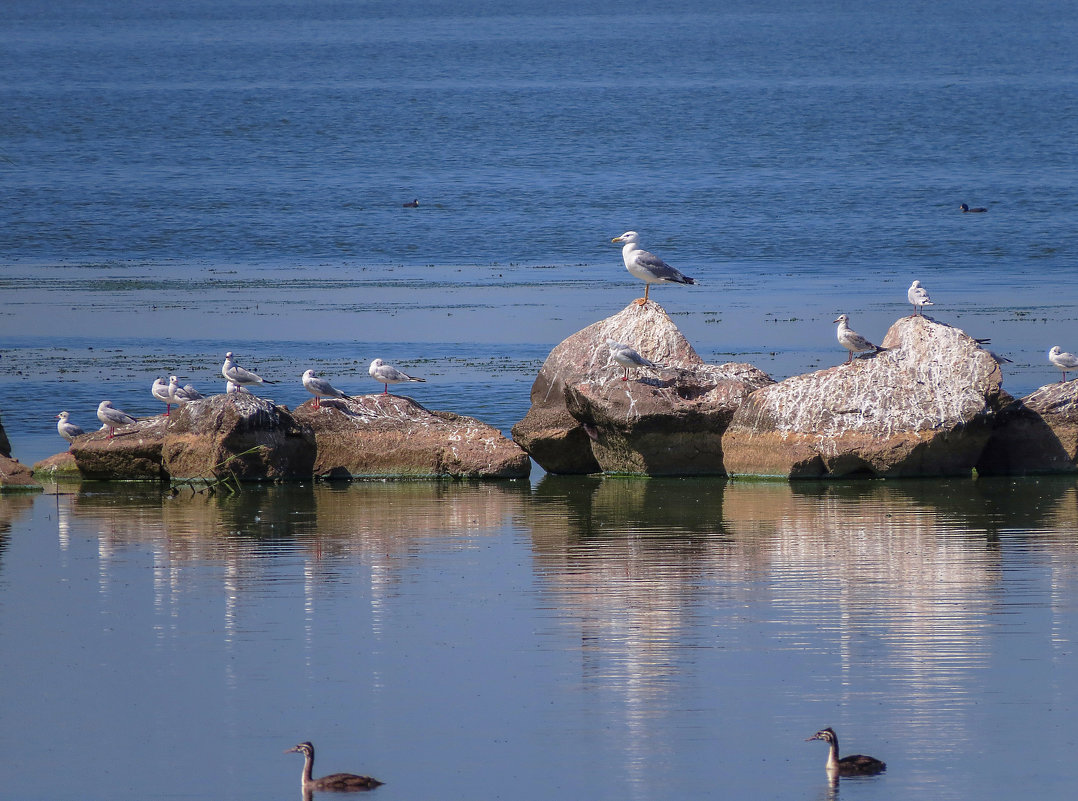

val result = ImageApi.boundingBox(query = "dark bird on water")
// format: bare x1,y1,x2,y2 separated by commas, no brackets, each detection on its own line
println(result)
960,203,987,213
806,727,886,776
402,199,419,208
286,741,383,792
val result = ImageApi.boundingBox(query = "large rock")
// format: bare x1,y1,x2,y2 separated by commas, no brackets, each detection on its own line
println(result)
162,394,315,481
71,416,170,480
0,412,10,457
512,302,721,474
977,382,1078,475
1,454,41,491
722,315,1007,478
293,395,530,479
32,451,81,481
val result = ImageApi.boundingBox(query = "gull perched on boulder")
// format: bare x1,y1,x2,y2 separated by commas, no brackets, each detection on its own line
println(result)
369,358,426,395
302,369,354,408
56,411,85,449
97,400,137,439
222,351,276,390
907,280,934,315
611,231,696,306
1048,346,1078,382
151,377,173,415
168,376,203,407
606,339,664,381
834,314,885,364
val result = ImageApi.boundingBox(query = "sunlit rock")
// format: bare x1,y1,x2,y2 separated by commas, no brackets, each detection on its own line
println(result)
161,394,314,481
723,315,1006,478
71,416,170,480
0,454,41,491
293,395,530,479
977,381,1078,475
32,451,81,481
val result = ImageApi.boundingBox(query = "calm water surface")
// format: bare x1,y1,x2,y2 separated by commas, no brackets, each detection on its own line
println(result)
2,478,1078,800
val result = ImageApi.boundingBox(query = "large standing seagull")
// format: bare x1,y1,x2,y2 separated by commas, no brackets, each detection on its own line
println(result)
611,231,696,305
56,411,85,449
222,351,276,390
302,369,353,408
97,401,137,439
369,358,426,395
1048,346,1078,382
834,314,885,364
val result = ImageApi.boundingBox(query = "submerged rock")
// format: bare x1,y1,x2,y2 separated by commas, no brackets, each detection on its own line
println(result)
512,301,772,475
293,395,530,479
977,382,1078,475
723,315,1006,478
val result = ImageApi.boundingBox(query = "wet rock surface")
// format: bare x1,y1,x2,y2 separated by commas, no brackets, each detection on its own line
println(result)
977,381,1078,475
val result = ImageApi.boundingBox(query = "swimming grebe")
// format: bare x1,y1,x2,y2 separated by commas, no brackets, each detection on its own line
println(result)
286,741,383,791
806,727,886,776
960,203,987,213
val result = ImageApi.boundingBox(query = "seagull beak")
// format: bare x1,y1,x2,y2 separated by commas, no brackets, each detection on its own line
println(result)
611,236,623,243
833,317,841,323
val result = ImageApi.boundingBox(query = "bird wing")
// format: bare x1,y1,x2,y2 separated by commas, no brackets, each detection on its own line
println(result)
633,250,692,282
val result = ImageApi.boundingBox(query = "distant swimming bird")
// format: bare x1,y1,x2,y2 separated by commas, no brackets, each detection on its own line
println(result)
222,351,276,389
611,231,696,306
403,199,419,208
606,339,664,381
1048,346,1078,381
807,728,886,776
97,400,137,439
960,203,988,213
834,314,885,364
56,411,85,449
368,358,426,395
168,376,203,406
226,380,252,395
151,377,172,415
286,741,383,792
302,369,353,408
907,280,934,315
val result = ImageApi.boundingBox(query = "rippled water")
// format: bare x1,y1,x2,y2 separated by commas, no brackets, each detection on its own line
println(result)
3,478,1078,800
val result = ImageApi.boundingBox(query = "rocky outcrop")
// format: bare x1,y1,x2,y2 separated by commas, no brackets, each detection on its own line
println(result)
0,412,10,458
512,302,772,475
293,395,530,479
722,315,1007,478
32,451,81,480
162,394,314,481
977,382,1078,475
0,454,41,491
71,416,170,480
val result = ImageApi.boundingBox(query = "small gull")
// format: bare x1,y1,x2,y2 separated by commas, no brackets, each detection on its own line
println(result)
834,314,885,364
56,411,85,449
151,377,172,415
302,369,353,408
369,358,426,395
607,339,664,381
227,380,252,395
222,351,276,389
960,203,988,213
611,231,696,306
97,400,137,439
1048,346,1078,382
168,376,204,406
907,280,934,315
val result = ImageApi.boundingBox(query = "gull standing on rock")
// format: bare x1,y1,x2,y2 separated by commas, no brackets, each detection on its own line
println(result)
606,339,664,381
97,400,137,439
1048,346,1078,381
152,377,172,415
907,280,934,315
611,231,696,306
222,351,276,390
369,358,426,395
302,369,353,408
227,380,252,395
834,314,885,364
56,411,85,449
168,376,203,407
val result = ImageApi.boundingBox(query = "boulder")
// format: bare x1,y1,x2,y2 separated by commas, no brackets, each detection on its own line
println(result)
722,315,1007,478
32,451,81,480
977,382,1078,475
565,362,774,475
0,454,41,491
0,412,10,457
512,301,720,474
71,416,170,480
293,395,530,479
161,394,314,481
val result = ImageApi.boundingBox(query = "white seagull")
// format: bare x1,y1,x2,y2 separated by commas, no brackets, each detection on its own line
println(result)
168,376,204,406
835,314,885,364
611,231,696,306
606,339,664,381
907,280,934,315
56,411,85,449
369,358,426,395
302,369,353,408
97,400,137,439
151,377,172,415
1048,346,1078,382
226,380,252,395
222,351,276,389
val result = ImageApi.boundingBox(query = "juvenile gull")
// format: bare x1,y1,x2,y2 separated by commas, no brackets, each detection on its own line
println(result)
606,339,664,381
151,377,172,415
168,376,203,406
907,280,934,315
302,369,353,408
222,351,276,389
369,358,426,395
97,400,137,439
611,231,696,305
1048,346,1078,381
56,411,85,449
834,314,884,364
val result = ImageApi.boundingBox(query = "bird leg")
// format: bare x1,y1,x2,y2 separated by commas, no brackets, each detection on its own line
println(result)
634,285,651,306
383,384,389,395
313,397,320,409
846,352,853,364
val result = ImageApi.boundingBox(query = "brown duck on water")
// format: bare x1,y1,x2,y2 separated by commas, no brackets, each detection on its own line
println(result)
806,727,886,776
286,742,383,791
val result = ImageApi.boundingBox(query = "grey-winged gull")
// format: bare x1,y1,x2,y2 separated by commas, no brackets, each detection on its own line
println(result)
606,339,664,381
97,400,137,439
907,280,934,315
1049,346,1078,381
834,314,885,364
611,231,696,305
222,351,276,390
168,376,203,406
302,369,353,408
151,377,172,415
369,358,426,395
56,411,85,449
